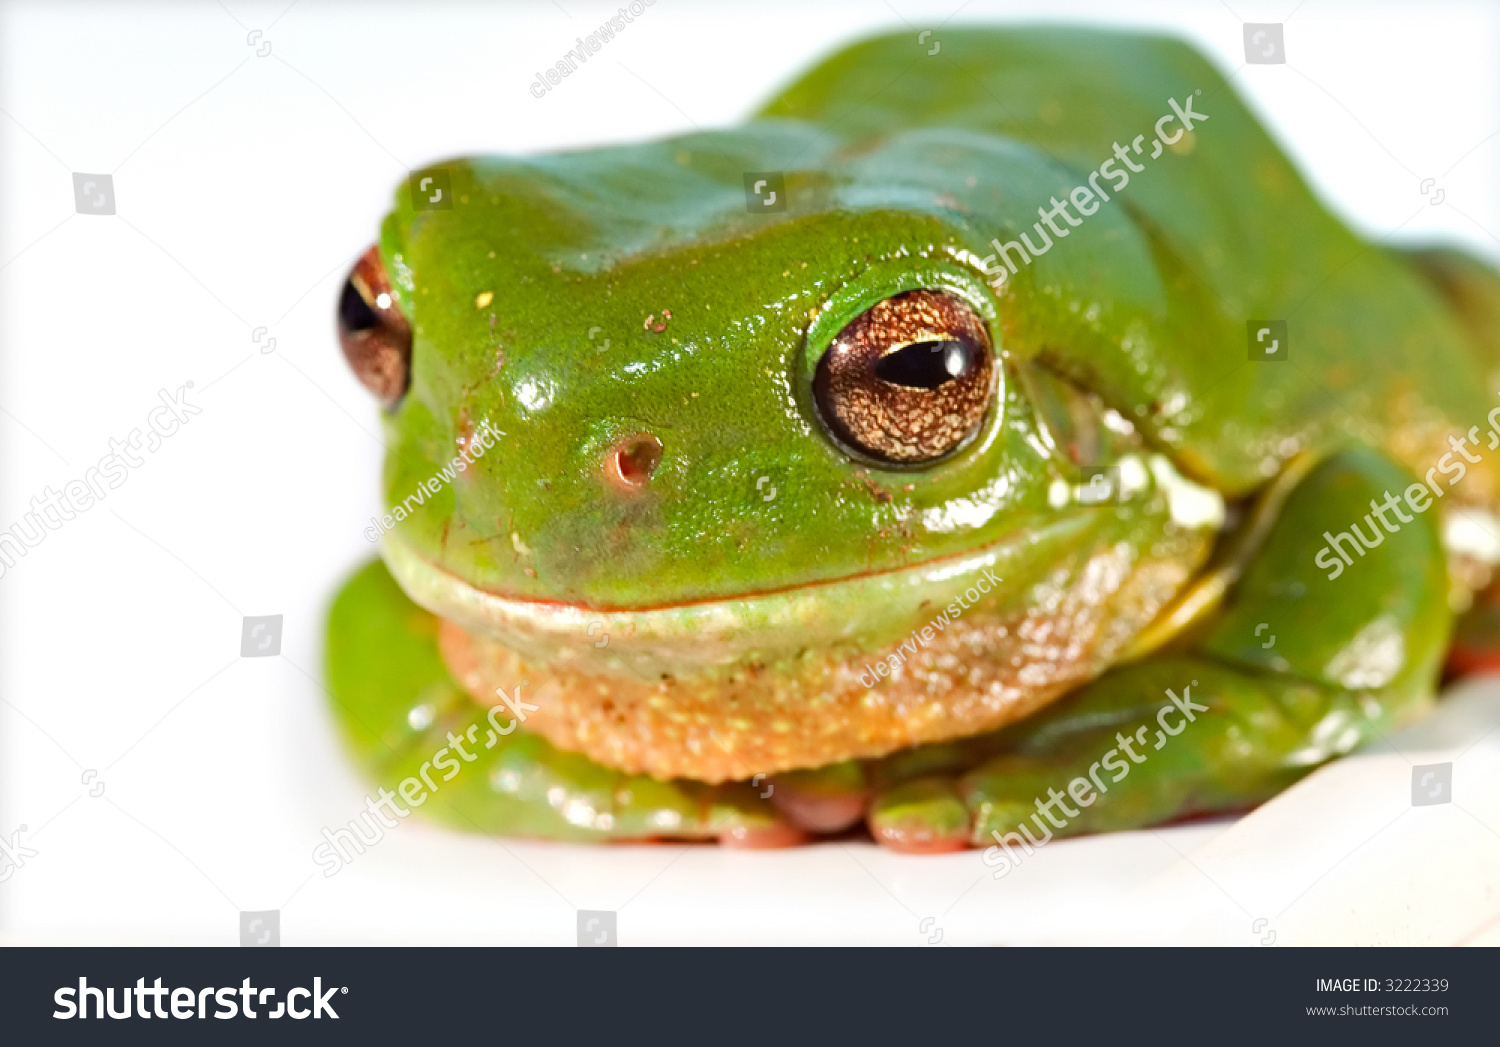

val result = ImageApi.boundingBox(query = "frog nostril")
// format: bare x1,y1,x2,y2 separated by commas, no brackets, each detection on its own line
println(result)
607,433,663,488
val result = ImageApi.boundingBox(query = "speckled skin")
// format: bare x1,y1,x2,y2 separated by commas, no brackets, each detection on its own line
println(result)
435,528,1203,781
325,28,1500,849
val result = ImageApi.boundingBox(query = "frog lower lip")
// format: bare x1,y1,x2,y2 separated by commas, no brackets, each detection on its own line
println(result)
379,515,1101,674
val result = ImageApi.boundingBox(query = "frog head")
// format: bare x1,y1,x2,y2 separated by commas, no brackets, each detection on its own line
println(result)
337,123,1220,679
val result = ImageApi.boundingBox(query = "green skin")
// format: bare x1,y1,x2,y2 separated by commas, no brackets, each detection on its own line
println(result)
325,29,1500,851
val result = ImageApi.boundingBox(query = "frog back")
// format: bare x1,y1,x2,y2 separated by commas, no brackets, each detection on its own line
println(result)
761,28,1500,499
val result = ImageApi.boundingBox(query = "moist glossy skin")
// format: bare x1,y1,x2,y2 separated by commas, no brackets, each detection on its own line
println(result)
326,28,1500,851
379,137,1090,610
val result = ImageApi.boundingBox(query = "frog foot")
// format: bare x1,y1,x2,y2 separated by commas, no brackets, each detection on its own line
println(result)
327,557,808,847
861,447,1454,852
1446,574,1500,678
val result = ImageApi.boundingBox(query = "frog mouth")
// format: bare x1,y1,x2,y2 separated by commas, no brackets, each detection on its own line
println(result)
379,451,1226,680
379,516,1103,678
384,506,1215,780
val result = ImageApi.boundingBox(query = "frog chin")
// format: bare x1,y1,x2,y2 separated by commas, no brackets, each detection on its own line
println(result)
393,500,1216,780
379,497,1197,682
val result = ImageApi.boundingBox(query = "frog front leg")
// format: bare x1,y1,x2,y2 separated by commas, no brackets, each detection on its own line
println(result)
324,559,804,848
868,447,1452,853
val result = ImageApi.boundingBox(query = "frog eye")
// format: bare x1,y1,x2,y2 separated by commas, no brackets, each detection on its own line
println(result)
337,245,412,407
812,289,995,465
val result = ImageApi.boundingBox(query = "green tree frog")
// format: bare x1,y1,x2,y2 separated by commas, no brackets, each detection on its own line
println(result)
325,28,1500,852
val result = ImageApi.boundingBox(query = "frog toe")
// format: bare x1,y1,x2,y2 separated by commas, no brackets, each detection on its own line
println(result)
699,782,801,846
868,777,971,853
767,760,868,833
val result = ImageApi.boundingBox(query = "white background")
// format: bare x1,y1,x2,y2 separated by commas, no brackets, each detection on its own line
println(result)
1,0,1498,945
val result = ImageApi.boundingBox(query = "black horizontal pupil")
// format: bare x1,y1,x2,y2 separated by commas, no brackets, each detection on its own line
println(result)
875,339,974,390
339,278,380,333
